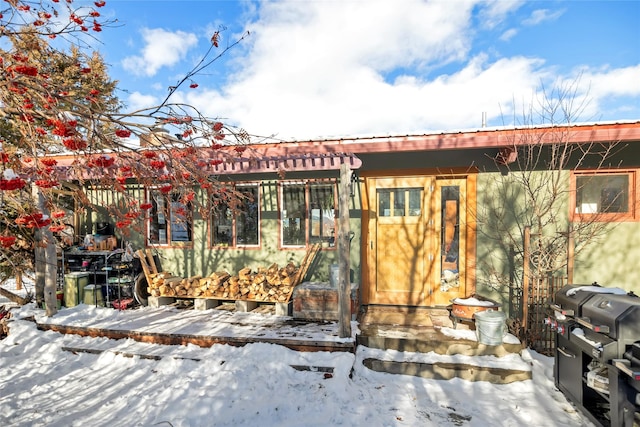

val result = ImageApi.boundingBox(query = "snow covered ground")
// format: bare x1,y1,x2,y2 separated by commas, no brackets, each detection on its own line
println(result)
0,278,594,427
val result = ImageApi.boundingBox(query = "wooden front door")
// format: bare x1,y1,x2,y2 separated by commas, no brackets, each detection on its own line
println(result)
366,176,471,307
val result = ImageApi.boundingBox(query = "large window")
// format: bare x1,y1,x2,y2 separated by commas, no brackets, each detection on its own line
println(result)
281,182,336,247
211,184,260,247
572,170,638,221
147,189,193,246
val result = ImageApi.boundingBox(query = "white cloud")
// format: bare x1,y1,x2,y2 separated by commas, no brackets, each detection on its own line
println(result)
126,91,159,114
500,28,518,42
122,28,199,77
478,0,525,30
523,8,565,26
125,1,639,140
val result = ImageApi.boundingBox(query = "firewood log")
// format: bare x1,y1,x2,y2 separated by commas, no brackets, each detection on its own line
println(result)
238,267,252,281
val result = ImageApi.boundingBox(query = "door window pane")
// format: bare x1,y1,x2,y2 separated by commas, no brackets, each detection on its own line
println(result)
378,188,422,217
440,185,460,291
378,190,392,217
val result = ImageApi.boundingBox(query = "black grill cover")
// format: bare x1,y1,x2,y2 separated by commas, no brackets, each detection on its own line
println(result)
581,293,640,341
553,284,600,316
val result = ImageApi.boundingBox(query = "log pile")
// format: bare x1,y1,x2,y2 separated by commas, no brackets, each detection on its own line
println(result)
144,244,320,304
148,262,300,302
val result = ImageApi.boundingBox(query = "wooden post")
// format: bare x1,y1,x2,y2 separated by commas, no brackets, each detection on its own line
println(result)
567,225,574,284
522,226,531,339
338,164,352,338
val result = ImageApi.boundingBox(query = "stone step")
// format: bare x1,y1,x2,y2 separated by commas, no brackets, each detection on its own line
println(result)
361,357,531,384
357,324,522,357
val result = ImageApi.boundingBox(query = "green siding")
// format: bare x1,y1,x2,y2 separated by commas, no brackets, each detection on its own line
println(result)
82,180,362,286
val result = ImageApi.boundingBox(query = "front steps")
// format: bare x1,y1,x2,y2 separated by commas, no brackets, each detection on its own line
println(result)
356,306,530,383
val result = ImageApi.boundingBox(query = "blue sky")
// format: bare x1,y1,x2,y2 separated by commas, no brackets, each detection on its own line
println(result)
82,0,639,140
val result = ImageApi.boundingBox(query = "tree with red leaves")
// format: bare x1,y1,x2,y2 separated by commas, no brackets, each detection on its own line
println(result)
0,0,252,315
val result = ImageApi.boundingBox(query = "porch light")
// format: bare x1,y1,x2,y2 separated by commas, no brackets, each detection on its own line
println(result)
350,171,359,197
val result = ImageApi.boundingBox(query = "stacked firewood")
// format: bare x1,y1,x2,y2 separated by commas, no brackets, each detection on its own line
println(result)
147,262,300,303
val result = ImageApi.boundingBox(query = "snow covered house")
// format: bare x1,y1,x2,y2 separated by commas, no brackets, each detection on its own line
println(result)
65,121,640,324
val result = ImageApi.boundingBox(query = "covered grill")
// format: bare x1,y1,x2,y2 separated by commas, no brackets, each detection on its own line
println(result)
549,284,640,427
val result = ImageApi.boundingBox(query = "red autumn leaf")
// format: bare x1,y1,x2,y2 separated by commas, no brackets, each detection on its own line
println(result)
34,179,59,188
89,155,115,168
149,160,166,169
0,236,16,248
0,178,26,191
115,129,131,138
13,65,38,76
62,138,87,151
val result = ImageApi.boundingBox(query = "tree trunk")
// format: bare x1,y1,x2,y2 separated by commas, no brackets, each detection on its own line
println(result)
35,245,45,307
34,187,58,316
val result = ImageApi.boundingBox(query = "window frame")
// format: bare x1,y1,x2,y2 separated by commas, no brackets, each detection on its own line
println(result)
570,169,639,222
209,182,261,248
146,187,194,247
279,180,337,249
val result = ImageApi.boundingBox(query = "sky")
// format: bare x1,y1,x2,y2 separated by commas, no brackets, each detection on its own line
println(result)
0,278,596,427
76,1,640,140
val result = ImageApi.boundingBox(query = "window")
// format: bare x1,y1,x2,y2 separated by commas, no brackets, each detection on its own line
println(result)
147,189,193,246
211,184,260,247
572,170,638,221
377,188,422,217
281,182,336,247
